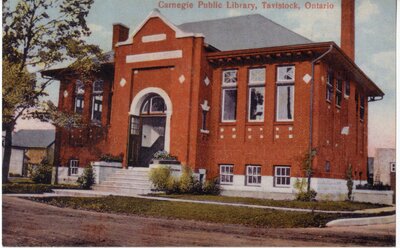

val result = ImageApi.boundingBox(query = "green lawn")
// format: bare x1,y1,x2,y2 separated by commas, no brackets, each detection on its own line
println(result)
30,196,391,228
149,194,389,211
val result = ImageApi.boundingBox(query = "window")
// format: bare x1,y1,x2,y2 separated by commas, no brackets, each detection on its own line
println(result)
360,95,365,121
355,90,359,113
220,165,234,184
335,79,343,107
325,161,331,172
91,80,103,122
276,66,295,122
200,100,210,133
248,68,265,121
246,165,261,185
390,162,396,173
274,166,291,187
69,160,79,175
344,81,350,97
74,80,85,114
141,95,166,114
221,70,238,122
326,72,334,102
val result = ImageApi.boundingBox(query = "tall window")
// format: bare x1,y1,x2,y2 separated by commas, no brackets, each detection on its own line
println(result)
248,68,265,121
344,80,350,97
246,165,261,185
276,66,295,121
274,166,291,187
69,160,79,175
91,80,103,122
335,79,343,107
360,95,365,121
220,164,234,184
326,72,334,102
74,80,84,114
221,70,237,122
390,162,396,173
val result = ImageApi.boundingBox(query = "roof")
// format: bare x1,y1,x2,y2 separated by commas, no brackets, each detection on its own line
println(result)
206,42,384,97
178,14,312,51
11,129,55,148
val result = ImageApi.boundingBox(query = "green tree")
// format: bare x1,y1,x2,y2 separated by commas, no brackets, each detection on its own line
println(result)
2,0,104,182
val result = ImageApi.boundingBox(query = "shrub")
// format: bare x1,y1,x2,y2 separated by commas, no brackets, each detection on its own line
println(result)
202,179,221,195
294,178,317,201
149,167,172,191
30,159,53,184
99,153,123,162
166,177,180,194
179,167,195,193
356,183,391,191
153,150,177,160
346,165,354,201
77,165,95,189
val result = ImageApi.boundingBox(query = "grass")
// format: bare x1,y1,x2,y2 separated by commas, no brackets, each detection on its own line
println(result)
2,183,82,194
148,194,389,211
29,196,393,228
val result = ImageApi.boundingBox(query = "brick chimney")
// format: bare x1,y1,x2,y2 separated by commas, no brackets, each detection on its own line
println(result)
341,0,355,60
112,23,129,49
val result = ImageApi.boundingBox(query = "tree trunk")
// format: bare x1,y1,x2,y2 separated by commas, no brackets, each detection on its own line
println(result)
2,125,13,183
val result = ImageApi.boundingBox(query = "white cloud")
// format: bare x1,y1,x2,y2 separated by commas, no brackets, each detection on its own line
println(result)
88,23,112,36
284,8,340,43
356,0,380,23
359,50,395,90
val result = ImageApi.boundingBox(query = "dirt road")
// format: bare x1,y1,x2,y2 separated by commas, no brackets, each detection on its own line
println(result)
2,195,395,246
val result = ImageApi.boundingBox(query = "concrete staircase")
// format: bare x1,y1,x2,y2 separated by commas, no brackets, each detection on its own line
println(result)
92,167,153,195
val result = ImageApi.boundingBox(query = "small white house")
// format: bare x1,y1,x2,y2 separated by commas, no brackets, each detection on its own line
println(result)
373,148,395,186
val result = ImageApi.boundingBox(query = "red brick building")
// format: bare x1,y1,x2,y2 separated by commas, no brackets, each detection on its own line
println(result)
45,0,383,199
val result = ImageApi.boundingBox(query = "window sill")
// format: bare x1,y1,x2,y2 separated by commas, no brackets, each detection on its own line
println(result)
344,95,349,99
219,122,236,126
273,185,291,188
335,105,341,109
245,184,261,187
200,129,210,134
220,183,233,185
245,122,264,126
273,121,294,125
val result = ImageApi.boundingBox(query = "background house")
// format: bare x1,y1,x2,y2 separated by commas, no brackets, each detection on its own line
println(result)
2,129,55,177
373,148,395,187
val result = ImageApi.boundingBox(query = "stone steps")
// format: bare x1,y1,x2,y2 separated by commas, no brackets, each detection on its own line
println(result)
92,167,153,195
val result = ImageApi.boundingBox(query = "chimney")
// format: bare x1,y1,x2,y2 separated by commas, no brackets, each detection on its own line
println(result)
112,23,129,49
341,0,355,60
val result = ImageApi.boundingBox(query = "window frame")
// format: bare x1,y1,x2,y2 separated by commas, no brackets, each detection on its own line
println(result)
344,80,350,97
326,72,334,102
74,80,85,114
246,165,262,186
360,95,365,121
221,70,238,123
69,159,79,176
274,166,291,187
219,164,234,184
91,80,104,122
390,162,396,173
275,65,295,122
335,79,343,108
248,68,266,122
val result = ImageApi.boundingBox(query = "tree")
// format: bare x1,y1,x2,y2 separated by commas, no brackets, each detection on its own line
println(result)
302,148,317,193
2,0,104,182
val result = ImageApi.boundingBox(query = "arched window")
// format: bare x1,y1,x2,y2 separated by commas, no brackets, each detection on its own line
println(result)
91,80,103,122
141,95,166,115
74,80,85,114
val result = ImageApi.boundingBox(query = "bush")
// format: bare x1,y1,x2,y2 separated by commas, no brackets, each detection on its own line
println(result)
30,159,53,184
99,153,123,162
153,150,177,160
294,178,317,201
179,167,195,193
148,166,220,195
2,183,81,194
77,165,95,189
149,167,172,191
346,165,354,201
202,179,221,195
356,183,391,191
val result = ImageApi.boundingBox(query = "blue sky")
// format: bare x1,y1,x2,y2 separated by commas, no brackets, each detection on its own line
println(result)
26,0,395,156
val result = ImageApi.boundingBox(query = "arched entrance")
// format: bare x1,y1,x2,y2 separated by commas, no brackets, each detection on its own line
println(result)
128,88,172,167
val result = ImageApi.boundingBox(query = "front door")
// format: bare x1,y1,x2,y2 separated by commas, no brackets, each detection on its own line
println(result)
138,116,166,167
127,93,167,167
127,115,141,167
